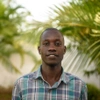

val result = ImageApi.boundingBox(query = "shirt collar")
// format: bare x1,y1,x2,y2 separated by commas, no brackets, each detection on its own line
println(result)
34,66,73,84
35,66,42,79
60,70,73,84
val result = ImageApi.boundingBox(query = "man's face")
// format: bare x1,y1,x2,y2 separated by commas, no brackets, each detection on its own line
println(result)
38,30,66,66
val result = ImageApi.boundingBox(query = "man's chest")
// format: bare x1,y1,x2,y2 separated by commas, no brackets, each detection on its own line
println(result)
21,81,81,100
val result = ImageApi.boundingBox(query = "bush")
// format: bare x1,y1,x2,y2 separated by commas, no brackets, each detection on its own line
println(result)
87,83,100,100
0,86,12,100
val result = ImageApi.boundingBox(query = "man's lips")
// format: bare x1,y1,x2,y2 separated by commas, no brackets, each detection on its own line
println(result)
46,54,58,57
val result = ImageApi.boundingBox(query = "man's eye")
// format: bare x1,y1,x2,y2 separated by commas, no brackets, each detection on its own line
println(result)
55,42,61,46
43,42,49,46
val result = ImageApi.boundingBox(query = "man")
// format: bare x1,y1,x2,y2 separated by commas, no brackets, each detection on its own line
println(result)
12,28,87,100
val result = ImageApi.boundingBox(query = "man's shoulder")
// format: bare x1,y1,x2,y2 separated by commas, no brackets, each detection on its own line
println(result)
15,71,37,84
64,72,86,85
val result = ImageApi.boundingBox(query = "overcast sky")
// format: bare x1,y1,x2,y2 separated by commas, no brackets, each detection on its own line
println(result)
16,0,68,21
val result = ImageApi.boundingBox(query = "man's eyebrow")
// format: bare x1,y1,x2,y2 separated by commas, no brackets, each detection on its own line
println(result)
44,39,60,41
42,39,49,41
55,39,61,41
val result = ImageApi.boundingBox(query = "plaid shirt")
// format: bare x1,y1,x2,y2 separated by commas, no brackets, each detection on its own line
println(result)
12,67,87,100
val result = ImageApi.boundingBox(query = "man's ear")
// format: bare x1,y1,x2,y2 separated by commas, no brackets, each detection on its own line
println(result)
38,46,41,54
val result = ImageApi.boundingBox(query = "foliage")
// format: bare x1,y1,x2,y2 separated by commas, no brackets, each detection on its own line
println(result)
31,0,100,75
1,0,100,75
87,83,100,100
0,86,12,100
55,0,100,75
0,0,40,73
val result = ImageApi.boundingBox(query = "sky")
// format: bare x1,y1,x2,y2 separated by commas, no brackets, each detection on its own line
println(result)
16,0,68,21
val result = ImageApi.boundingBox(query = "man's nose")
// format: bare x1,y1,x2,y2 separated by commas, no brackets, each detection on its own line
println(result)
48,44,56,51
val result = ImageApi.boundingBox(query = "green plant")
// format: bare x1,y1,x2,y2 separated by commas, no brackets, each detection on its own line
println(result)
31,0,100,74
87,83,100,100
0,0,41,73
0,86,12,100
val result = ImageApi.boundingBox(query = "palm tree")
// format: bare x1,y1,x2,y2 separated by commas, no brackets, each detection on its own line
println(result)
31,0,100,76
52,0,100,76
0,0,40,73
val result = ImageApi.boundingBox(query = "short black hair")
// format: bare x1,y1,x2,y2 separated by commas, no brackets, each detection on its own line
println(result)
42,28,59,33
39,28,64,45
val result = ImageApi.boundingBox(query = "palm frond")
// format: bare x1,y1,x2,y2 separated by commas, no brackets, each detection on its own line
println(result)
30,0,100,75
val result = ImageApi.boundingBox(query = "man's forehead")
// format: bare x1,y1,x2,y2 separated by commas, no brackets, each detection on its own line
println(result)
39,28,64,45
41,30,63,39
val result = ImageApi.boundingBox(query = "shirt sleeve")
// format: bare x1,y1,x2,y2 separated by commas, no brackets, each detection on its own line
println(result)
80,83,88,100
12,81,22,100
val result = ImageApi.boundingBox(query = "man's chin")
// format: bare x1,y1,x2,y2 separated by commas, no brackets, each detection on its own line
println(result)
47,63,57,67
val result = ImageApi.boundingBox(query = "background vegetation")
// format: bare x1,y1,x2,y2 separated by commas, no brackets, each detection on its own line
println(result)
32,0,100,76
0,0,40,73
0,86,12,100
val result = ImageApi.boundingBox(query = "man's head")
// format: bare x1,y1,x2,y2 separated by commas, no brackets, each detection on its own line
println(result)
38,28,66,67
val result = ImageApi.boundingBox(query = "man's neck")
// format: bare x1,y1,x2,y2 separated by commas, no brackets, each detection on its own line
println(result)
41,65,62,86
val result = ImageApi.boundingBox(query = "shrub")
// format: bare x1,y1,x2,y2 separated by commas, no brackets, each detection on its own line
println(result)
0,86,12,100
87,83,100,100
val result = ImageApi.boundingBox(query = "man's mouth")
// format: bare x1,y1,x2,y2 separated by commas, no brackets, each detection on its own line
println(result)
48,55,56,57
47,54,58,57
